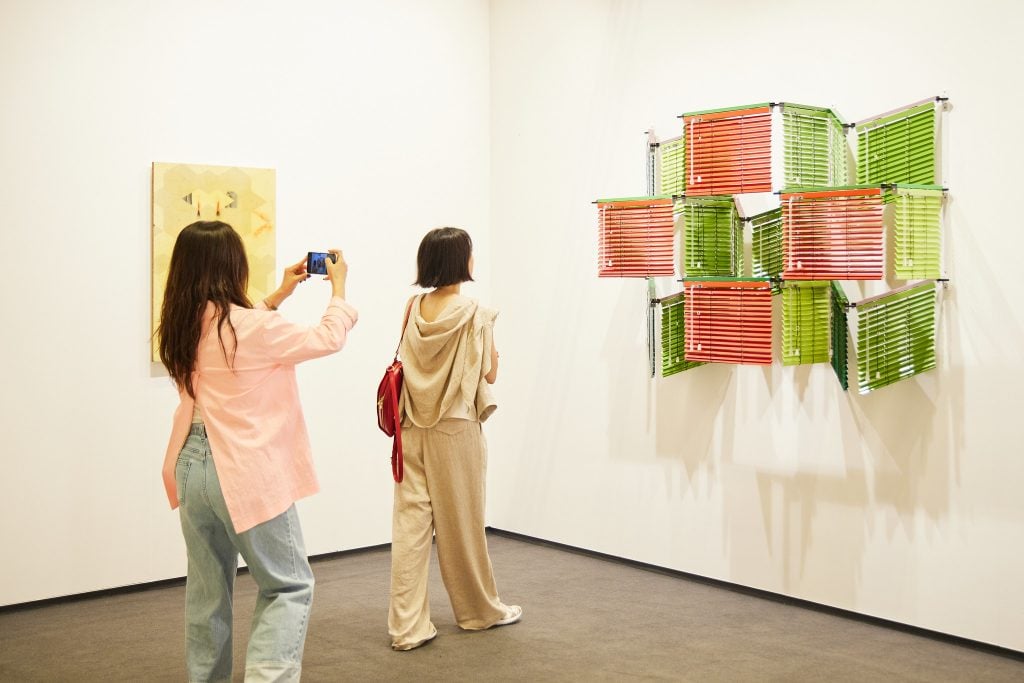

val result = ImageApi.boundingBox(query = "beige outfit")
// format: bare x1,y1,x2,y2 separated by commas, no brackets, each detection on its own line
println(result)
389,295,508,650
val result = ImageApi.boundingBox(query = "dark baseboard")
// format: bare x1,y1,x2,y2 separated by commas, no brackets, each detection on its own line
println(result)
485,527,1024,662
0,542,392,615
0,575,189,614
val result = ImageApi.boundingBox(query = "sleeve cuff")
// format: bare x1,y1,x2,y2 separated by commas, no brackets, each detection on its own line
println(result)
329,296,359,329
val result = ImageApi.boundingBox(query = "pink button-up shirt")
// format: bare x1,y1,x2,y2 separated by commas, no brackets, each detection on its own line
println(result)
161,296,358,534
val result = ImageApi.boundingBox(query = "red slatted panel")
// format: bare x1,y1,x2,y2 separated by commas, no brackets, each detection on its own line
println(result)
683,280,773,365
684,106,773,196
597,198,675,277
781,188,885,280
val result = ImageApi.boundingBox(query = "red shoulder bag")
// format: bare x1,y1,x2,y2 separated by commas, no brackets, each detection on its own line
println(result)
377,297,416,483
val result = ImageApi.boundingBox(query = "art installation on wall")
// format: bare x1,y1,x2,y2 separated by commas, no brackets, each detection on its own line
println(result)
684,279,774,365
660,291,704,377
597,197,675,277
151,162,276,361
781,280,831,366
856,99,938,185
829,281,850,390
781,187,886,281
682,196,743,277
780,104,848,188
853,281,938,393
684,104,773,196
595,97,948,394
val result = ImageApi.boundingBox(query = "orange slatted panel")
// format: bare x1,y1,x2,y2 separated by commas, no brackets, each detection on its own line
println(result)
781,188,885,280
597,198,675,277
684,107,772,196
683,280,773,365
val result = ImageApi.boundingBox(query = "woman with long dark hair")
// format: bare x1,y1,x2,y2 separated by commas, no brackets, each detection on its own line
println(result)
389,226,520,651
158,221,356,681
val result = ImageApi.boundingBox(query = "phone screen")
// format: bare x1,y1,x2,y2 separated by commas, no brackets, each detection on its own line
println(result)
307,252,330,275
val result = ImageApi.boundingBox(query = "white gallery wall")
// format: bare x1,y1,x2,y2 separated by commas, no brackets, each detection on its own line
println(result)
0,0,491,605
3,0,1023,655
486,0,1024,652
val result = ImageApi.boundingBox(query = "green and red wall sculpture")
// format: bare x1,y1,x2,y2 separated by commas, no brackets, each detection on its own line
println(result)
596,97,948,394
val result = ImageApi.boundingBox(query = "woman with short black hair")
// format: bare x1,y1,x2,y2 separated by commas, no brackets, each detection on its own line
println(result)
388,226,521,651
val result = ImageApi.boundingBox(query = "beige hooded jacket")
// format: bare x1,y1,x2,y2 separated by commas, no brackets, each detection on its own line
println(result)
399,295,497,428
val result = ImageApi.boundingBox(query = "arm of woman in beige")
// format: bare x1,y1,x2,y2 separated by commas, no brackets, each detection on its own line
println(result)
484,337,498,384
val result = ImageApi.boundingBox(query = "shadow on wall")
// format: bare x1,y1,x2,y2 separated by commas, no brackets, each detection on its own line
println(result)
717,182,1021,602
735,289,965,602
600,279,734,483
601,279,660,459
632,275,970,604
653,363,732,482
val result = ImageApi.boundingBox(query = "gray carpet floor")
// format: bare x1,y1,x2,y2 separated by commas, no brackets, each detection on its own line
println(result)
1,532,1021,682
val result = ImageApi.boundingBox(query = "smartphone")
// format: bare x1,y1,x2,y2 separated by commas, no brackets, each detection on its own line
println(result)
307,251,337,275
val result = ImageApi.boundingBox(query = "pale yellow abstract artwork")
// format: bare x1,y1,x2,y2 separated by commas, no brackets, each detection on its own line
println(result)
151,162,276,361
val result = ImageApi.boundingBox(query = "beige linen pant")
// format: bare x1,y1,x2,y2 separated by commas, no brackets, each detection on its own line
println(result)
389,419,507,650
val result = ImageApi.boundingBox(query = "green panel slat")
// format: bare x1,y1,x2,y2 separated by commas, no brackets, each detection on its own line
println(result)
750,208,783,292
782,281,831,366
782,106,849,188
830,281,849,390
682,102,772,117
596,195,673,203
890,187,943,280
830,113,850,186
659,137,686,196
683,197,742,277
857,102,935,131
857,104,936,184
661,295,704,377
856,282,937,394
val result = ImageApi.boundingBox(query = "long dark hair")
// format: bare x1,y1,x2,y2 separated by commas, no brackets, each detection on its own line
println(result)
158,221,252,398
414,227,474,287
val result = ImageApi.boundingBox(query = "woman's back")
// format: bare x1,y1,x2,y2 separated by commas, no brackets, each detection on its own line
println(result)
417,291,461,323
400,294,497,428
389,226,519,652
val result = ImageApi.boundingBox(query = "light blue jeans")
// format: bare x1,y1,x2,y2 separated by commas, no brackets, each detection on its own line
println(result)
176,424,314,683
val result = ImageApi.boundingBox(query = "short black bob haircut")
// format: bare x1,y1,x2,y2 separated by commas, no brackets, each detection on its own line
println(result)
414,227,474,288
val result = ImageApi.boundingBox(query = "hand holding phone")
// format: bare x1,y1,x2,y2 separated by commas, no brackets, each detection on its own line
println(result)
324,249,347,299
307,251,338,276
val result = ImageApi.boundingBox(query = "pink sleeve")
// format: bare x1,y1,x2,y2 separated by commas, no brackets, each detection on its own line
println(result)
258,296,358,365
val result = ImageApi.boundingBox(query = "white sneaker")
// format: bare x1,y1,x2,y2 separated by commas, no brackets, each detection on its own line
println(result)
493,604,522,627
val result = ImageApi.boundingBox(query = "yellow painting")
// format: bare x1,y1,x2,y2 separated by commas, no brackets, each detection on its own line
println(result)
151,162,276,361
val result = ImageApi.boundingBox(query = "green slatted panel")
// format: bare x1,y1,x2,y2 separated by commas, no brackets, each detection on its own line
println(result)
830,281,849,390
750,208,783,292
856,282,937,394
888,185,943,280
682,197,742,277
660,136,686,197
661,294,703,377
857,102,937,185
829,111,849,187
782,281,831,365
782,105,849,188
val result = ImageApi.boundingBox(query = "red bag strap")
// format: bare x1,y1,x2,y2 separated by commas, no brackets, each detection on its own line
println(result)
387,370,403,483
395,295,418,359
389,295,417,484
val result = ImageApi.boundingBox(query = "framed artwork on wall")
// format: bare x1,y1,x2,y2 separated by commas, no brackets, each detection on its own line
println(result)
150,162,276,362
